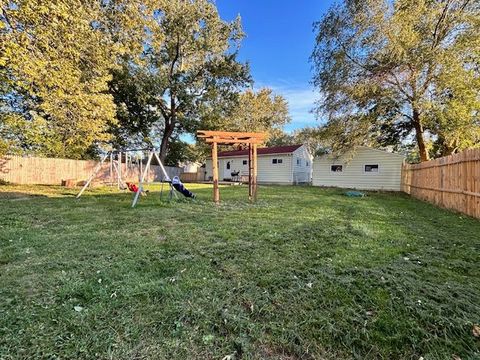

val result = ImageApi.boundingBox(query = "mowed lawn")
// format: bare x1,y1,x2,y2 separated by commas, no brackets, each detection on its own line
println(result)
0,184,479,360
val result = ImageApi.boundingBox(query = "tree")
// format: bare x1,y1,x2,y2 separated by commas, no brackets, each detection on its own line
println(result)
108,63,163,150
202,88,290,137
266,127,328,156
0,0,153,158
163,139,208,166
312,0,480,161
114,0,251,162
265,129,296,147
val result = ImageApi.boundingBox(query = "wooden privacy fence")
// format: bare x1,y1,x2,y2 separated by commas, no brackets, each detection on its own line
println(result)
180,169,205,183
0,155,182,186
401,148,480,219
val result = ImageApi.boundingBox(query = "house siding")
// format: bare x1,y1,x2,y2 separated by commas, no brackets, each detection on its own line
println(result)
312,147,405,191
292,146,313,183
257,154,293,184
205,154,294,184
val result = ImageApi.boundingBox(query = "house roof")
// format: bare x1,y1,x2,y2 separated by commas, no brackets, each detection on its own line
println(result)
216,144,303,158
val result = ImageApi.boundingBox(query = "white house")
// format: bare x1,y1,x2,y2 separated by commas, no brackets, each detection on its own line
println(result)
312,147,405,191
205,144,312,184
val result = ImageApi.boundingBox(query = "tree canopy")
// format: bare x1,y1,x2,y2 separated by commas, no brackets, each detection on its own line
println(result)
266,127,327,157
114,0,251,161
0,0,293,163
201,88,290,135
108,2,294,164
312,0,480,161
0,0,155,158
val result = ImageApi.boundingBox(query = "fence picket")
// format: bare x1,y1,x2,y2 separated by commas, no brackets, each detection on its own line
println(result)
401,149,480,219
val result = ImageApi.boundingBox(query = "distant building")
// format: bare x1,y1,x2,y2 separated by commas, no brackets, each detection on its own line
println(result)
181,161,202,173
312,147,405,191
205,144,312,184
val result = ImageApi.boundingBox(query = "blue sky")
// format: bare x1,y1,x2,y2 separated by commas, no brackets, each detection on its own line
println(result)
216,0,336,132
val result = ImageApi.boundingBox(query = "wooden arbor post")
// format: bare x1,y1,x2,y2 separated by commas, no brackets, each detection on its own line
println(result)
211,139,220,204
247,144,258,202
252,143,258,202
248,144,253,200
197,131,267,204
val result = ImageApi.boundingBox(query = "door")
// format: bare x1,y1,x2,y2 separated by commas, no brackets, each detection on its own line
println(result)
223,160,232,179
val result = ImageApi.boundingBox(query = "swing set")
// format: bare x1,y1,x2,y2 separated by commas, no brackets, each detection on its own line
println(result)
76,148,194,207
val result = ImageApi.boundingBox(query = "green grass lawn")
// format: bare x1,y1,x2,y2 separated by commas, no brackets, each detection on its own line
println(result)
1,183,479,359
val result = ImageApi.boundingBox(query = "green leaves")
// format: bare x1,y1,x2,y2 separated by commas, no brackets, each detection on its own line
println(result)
312,0,480,161
203,88,290,137
109,0,251,162
0,0,154,158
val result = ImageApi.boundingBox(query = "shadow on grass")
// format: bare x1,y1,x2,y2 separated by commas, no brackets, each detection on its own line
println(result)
0,191,49,201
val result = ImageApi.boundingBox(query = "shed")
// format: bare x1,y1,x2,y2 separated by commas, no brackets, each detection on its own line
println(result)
205,144,312,184
312,147,405,191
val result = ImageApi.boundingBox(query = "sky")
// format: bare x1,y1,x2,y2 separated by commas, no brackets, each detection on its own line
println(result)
216,0,336,133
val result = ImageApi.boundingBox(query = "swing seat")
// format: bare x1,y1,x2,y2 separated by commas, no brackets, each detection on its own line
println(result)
126,182,139,193
132,150,183,207
171,176,196,199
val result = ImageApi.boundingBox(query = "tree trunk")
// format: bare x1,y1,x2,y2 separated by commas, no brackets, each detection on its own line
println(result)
158,93,177,163
159,120,174,163
412,108,429,162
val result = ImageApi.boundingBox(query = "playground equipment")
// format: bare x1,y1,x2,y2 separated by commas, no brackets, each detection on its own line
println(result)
130,149,182,207
76,148,196,207
197,130,267,204
76,148,150,197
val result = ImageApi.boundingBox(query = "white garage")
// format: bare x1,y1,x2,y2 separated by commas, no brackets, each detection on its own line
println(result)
313,147,405,191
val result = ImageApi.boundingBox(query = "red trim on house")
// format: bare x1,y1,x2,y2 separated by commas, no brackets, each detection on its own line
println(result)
215,144,303,158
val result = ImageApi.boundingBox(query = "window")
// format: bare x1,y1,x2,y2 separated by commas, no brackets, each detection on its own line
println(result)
331,165,343,172
364,164,379,173
297,158,301,165
306,161,309,167
242,160,247,165
226,161,231,170
272,158,283,164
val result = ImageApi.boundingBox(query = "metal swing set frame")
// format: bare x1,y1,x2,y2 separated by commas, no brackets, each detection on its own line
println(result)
76,148,178,207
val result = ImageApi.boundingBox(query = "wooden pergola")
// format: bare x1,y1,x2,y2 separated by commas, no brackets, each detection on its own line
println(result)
197,130,268,204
